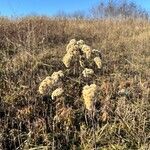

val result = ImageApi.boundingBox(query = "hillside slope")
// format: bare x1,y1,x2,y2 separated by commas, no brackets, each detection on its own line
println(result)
0,17,150,150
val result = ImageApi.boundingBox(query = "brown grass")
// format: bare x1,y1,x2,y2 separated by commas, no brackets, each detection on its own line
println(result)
0,17,150,150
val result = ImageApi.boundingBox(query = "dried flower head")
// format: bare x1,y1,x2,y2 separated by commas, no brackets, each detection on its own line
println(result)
94,57,102,69
38,76,54,94
38,70,64,95
62,53,74,68
92,49,101,57
77,40,85,49
51,70,64,82
67,44,79,55
82,44,92,59
82,68,94,77
92,49,100,53
51,87,64,100
63,39,80,68
69,39,77,44
82,84,97,111
66,39,77,51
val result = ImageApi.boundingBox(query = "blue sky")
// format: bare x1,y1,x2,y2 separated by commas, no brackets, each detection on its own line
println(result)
0,0,150,17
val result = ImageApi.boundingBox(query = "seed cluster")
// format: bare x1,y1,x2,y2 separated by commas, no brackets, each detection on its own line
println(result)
51,87,64,100
38,39,102,111
62,39,102,70
82,68,94,78
38,70,64,95
82,84,97,111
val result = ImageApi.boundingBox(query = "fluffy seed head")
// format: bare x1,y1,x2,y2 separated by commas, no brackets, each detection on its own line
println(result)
51,87,64,100
82,44,91,59
67,45,79,55
64,40,79,67
94,57,102,69
69,39,77,44
38,70,64,95
77,40,85,49
62,53,73,68
82,68,94,77
92,49,100,53
66,39,77,52
51,70,64,82
82,84,97,110
38,76,54,94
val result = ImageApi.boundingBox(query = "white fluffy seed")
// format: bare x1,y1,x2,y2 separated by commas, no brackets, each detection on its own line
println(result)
82,68,94,77
82,84,97,111
51,87,64,100
94,57,102,69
